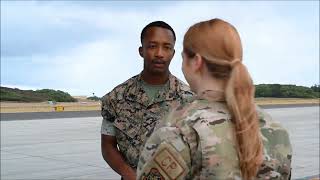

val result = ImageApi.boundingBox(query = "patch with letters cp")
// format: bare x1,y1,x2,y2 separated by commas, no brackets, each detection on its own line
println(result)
141,142,188,180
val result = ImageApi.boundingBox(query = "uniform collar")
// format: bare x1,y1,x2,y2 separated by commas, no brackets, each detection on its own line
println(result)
125,73,180,107
196,90,225,102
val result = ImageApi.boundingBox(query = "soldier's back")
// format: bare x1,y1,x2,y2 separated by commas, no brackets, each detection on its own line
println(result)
138,97,292,179
178,100,292,179
177,100,292,179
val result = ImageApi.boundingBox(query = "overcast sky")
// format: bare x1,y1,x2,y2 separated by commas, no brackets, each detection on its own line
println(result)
1,1,319,96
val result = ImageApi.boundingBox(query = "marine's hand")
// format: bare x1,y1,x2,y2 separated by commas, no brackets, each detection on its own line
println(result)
122,167,136,180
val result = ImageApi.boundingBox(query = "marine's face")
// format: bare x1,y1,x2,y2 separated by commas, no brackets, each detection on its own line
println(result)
139,27,175,75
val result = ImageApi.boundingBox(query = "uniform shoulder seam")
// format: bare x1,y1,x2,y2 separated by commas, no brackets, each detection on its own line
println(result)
102,74,139,101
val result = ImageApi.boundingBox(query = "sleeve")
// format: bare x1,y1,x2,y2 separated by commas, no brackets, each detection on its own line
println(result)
101,118,116,136
257,108,292,179
101,94,117,136
137,127,191,180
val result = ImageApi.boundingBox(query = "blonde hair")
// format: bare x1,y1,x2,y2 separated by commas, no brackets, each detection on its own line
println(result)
183,18,263,179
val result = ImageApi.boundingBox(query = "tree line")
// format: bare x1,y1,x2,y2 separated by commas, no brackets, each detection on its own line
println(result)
255,84,319,98
1,84,319,102
0,87,76,102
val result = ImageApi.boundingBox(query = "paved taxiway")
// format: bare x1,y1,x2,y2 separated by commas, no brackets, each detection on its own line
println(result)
1,105,319,179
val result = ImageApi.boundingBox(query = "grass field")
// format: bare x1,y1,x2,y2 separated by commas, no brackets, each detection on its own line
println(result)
0,98,319,113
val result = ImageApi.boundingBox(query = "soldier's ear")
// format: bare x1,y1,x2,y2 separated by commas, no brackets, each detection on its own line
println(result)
139,46,143,58
193,54,203,72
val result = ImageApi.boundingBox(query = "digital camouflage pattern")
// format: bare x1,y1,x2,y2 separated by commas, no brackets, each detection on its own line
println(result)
137,90,292,180
101,73,193,169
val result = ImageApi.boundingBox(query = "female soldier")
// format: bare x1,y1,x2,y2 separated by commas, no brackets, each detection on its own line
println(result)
137,18,292,180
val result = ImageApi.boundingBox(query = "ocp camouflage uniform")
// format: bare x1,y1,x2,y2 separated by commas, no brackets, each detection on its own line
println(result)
101,73,193,169
137,90,292,180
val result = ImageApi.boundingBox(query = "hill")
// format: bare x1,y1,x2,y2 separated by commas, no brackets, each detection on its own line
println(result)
0,87,77,102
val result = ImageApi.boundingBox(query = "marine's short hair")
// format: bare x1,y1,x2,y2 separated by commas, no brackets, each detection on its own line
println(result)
140,21,176,44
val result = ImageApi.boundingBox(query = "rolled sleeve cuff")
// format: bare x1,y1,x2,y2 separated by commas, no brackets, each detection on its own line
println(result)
101,118,116,136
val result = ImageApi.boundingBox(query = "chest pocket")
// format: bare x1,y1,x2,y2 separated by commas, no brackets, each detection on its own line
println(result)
114,117,142,140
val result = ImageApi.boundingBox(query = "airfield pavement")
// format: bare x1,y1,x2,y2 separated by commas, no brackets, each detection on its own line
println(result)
1,105,319,179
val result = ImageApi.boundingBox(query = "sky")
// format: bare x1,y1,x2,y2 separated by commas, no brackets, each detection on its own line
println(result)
1,1,319,97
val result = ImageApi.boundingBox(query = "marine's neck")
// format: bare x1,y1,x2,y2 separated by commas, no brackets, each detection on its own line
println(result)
141,70,169,85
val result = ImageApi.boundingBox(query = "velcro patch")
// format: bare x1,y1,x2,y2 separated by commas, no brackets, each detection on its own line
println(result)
155,142,188,179
139,142,189,180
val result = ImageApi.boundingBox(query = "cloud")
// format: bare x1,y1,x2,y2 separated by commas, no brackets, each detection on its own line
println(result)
1,1,112,57
1,1,319,96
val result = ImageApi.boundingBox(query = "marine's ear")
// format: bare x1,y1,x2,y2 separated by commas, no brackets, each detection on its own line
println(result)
139,46,143,58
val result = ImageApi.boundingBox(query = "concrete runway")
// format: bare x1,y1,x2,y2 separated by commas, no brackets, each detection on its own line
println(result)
1,104,317,121
1,116,120,180
0,111,101,121
1,106,319,179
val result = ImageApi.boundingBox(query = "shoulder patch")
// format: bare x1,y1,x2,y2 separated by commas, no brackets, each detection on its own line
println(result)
140,142,189,180
154,148,185,179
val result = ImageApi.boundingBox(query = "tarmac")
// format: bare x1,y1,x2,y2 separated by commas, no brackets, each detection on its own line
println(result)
1,103,318,121
1,105,319,179
1,116,120,179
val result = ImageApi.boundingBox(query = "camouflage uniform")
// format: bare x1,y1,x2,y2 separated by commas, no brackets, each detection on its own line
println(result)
137,90,292,180
101,73,193,169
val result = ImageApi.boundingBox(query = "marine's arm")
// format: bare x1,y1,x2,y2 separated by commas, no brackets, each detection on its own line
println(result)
100,95,136,180
101,134,136,180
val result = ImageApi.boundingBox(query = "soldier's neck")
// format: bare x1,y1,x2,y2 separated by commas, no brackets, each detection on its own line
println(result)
141,70,169,85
